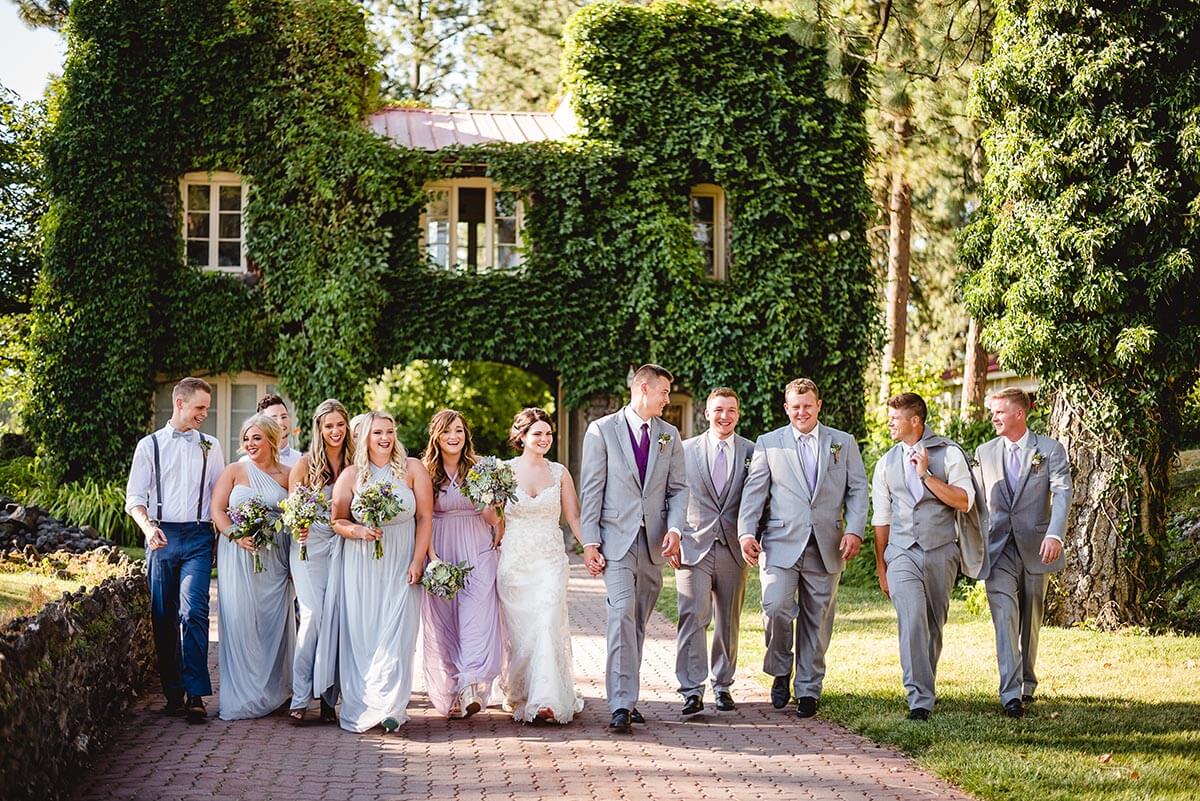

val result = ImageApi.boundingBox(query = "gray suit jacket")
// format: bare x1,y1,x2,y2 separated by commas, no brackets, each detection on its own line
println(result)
579,409,689,564
976,432,1071,576
737,423,869,574
681,431,754,567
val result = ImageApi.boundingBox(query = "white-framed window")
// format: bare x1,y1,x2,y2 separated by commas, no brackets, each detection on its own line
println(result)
153,372,289,459
181,171,247,272
690,183,728,281
420,179,526,271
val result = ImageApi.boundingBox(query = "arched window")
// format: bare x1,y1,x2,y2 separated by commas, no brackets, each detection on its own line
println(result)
420,179,526,271
180,171,247,272
689,183,728,280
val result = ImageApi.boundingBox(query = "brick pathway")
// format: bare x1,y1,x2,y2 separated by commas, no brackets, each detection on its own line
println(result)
72,563,973,801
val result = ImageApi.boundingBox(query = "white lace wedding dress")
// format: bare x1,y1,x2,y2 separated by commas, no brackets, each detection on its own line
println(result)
497,460,584,723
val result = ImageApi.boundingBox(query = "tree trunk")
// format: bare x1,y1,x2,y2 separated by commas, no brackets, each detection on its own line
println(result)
961,316,988,419
880,116,912,402
1046,387,1169,627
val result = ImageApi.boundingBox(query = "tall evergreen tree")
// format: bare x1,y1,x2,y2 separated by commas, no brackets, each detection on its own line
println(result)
365,0,483,104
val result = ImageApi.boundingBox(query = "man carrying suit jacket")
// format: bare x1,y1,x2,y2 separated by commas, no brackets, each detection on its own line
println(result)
738,379,868,718
977,387,1071,718
872,392,975,720
676,388,755,715
580,363,689,733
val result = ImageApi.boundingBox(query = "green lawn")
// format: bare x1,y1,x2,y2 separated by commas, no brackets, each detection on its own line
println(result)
656,568,1200,801
0,571,83,624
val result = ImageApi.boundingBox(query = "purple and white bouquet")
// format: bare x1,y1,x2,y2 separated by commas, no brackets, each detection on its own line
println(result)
421,558,474,600
351,481,404,560
226,496,276,573
460,456,519,518
277,484,330,561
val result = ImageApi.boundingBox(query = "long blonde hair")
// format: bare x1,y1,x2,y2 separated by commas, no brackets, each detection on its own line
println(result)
422,409,479,493
305,399,354,489
353,410,407,490
238,414,282,463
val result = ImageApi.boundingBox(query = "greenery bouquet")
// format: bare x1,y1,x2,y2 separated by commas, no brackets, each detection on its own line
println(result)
351,481,404,560
421,558,474,600
460,456,519,518
277,484,330,561
226,496,276,573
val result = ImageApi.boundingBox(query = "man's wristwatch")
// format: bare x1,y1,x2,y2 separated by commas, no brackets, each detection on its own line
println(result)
920,470,933,481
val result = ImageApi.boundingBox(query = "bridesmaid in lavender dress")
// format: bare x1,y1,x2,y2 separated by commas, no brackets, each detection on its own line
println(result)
420,409,504,718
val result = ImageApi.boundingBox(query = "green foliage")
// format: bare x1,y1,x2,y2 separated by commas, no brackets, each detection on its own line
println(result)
31,0,875,482
0,456,141,545
367,360,554,457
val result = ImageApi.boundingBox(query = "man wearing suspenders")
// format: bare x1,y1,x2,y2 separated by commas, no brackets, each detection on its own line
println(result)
125,377,225,723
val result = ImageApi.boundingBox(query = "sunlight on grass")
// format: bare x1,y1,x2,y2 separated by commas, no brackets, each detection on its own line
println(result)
657,568,1200,801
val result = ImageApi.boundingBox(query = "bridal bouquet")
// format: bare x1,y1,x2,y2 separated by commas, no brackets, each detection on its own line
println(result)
421,558,474,600
227,496,276,573
460,456,519,517
277,484,330,561
352,481,404,560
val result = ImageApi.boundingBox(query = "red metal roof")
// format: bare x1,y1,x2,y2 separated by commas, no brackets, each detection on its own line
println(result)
368,106,577,150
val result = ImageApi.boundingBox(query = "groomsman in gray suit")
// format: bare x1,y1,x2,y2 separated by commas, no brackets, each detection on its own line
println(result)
872,392,974,720
977,387,1071,718
738,379,868,718
676,388,755,715
580,364,689,733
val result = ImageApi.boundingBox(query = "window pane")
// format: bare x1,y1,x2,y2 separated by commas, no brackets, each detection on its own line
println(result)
202,386,218,440
692,222,713,248
495,191,517,218
219,185,241,211
187,184,209,211
217,241,240,267
495,217,518,246
186,241,209,267
153,385,173,430
230,383,257,455
690,195,714,224
703,250,716,278
428,243,449,269
456,221,484,267
426,190,449,219
187,212,209,239
427,219,449,246
458,187,486,223
218,212,241,239
497,245,523,270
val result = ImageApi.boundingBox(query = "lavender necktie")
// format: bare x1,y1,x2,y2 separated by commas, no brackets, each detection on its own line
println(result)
906,446,924,503
798,434,817,492
712,440,728,495
1005,442,1021,494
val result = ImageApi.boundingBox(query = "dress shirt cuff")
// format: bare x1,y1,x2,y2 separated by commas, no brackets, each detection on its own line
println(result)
737,533,756,541
667,528,682,539
870,512,891,527
582,541,601,549
1044,533,1063,542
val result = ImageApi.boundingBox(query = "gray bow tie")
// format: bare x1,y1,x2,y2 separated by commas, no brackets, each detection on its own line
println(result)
171,429,197,443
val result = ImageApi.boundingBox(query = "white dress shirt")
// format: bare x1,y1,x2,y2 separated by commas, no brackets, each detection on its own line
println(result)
706,429,735,485
241,444,302,468
871,439,974,527
125,423,226,523
790,423,821,460
624,406,652,438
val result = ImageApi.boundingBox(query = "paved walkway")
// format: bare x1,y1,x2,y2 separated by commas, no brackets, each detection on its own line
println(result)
72,564,973,801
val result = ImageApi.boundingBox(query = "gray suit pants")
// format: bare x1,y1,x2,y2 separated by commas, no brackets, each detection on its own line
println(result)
675,543,747,697
985,536,1049,704
604,532,663,712
760,539,839,698
885,540,959,711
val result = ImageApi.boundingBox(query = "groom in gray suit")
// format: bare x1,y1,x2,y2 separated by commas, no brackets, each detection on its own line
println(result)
977,387,1071,718
738,378,868,718
580,363,689,733
676,387,754,715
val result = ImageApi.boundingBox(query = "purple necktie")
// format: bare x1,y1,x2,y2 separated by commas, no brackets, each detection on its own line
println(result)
630,421,650,484
712,440,728,495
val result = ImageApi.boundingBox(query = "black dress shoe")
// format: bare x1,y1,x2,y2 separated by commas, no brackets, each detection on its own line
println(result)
1004,699,1024,718
682,695,704,715
771,674,791,709
906,707,930,721
715,691,735,711
795,696,818,718
609,709,632,733
629,708,645,724
163,694,186,717
185,695,207,724
1021,694,1035,705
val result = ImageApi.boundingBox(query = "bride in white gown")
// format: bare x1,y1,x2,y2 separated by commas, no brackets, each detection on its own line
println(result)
497,408,587,724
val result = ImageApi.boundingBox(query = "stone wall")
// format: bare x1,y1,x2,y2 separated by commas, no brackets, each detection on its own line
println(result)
1,495,115,555
0,552,154,801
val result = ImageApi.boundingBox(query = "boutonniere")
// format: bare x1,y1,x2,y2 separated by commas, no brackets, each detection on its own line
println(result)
1030,451,1044,472
657,433,672,452
199,436,213,454
967,455,980,469
830,442,843,464
744,455,753,471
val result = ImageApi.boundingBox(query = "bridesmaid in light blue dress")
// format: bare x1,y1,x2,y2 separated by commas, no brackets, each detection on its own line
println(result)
288,399,354,724
330,410,433,733
211,414,296,721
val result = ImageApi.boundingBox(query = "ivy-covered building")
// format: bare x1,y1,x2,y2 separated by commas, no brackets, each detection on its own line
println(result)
30,0,876,480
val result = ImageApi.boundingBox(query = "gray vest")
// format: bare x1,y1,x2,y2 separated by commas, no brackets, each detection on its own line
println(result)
884,437,958,551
